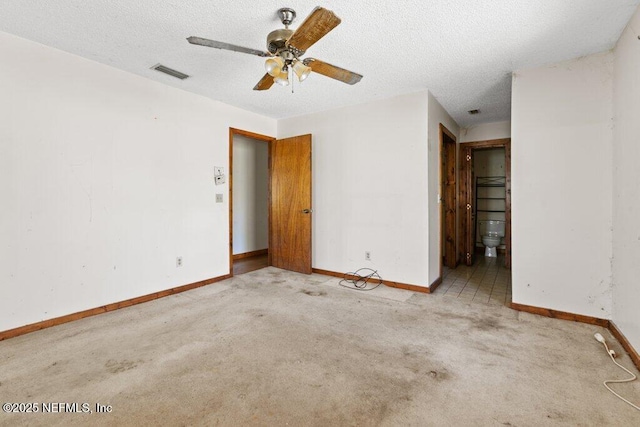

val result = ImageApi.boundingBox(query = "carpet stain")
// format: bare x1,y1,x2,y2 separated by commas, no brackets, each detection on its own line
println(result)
428,370,450,382
247,309,267,318
474,317,505,331
105,359,141,374
301,290,326,297
546,410,566,420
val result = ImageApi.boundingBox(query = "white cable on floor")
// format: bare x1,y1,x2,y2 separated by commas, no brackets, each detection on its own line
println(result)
594,333,640,411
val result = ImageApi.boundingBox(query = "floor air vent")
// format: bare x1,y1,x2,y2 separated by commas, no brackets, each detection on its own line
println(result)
151,64,190,80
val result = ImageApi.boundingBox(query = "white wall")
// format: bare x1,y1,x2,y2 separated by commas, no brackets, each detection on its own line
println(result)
428,92,460,284
460,121,511,143
0,32,276,331
511,51,614,318
278,92,432,287
474,148,506,177
232,135,269,255
612,6,640,350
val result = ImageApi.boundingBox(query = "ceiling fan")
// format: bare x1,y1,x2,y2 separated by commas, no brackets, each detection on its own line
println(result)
187,6,363,91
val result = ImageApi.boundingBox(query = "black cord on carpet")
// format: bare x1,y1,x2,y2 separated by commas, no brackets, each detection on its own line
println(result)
339,268,383,291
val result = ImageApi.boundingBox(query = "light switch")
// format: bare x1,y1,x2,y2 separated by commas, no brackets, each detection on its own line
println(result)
214,166,226,185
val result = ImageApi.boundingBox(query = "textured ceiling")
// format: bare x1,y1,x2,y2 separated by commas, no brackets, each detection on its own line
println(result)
1,1,638,127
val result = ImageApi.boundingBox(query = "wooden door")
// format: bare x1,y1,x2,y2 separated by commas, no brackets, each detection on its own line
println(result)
442,132,457,268
504,143,511,269
459,146,475,266
270,134,312,274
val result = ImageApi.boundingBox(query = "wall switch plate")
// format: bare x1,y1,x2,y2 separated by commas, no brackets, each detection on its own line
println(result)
216,193,223,203
214,166,224,176
214,175,225,185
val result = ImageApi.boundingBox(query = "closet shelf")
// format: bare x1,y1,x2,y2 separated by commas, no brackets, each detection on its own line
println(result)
475,176,507,239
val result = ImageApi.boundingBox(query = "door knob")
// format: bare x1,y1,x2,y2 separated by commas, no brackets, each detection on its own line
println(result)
302,209,312,214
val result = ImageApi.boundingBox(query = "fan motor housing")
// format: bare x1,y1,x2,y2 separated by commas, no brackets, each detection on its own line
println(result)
267,28,293,54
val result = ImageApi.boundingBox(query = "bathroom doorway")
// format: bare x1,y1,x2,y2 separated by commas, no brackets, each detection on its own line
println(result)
459,138,511,269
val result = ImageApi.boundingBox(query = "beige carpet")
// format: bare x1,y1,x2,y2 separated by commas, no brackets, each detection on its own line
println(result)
1,267,638,426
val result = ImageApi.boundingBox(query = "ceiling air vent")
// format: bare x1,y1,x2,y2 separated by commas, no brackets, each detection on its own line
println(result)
151,64,190,80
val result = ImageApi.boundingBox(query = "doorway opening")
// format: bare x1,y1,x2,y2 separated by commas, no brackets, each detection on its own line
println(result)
229,129,274,276
459,138,511,270
229,129,313,276
433,137,512,306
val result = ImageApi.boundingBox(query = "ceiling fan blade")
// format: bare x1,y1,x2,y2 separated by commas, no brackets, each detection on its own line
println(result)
303,58,363,85
286,7,341,52
187,36,271,58
253,73,275,91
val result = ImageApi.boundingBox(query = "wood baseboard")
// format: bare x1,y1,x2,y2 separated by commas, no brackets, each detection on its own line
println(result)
510,302,640,371
0,274,232,342
608,321,640,371
429,276,442,292
312,268,431,294
509,302,609,327
232,249,268,260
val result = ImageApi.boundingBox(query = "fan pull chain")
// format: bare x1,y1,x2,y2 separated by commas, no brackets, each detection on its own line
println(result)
290,67,294,93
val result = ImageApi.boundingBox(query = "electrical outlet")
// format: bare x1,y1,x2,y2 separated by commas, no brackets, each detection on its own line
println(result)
365,251,371,261
216,193,223,203
176,257,183,267
214,166,224,176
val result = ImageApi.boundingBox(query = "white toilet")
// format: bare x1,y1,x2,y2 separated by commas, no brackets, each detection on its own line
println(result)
479,220,505,257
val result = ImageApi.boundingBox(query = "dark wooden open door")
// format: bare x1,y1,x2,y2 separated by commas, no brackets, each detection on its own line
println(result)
459,145,476,266
442,130,457,269
504,143,511,269
270,134,312,274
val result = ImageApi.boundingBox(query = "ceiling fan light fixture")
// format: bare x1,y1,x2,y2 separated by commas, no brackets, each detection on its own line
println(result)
293,60,311,82
274,69,290,86
188,7,363,91
265,56,285,77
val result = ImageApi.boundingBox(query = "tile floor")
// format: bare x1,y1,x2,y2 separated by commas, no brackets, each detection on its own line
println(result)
432,255,512,306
